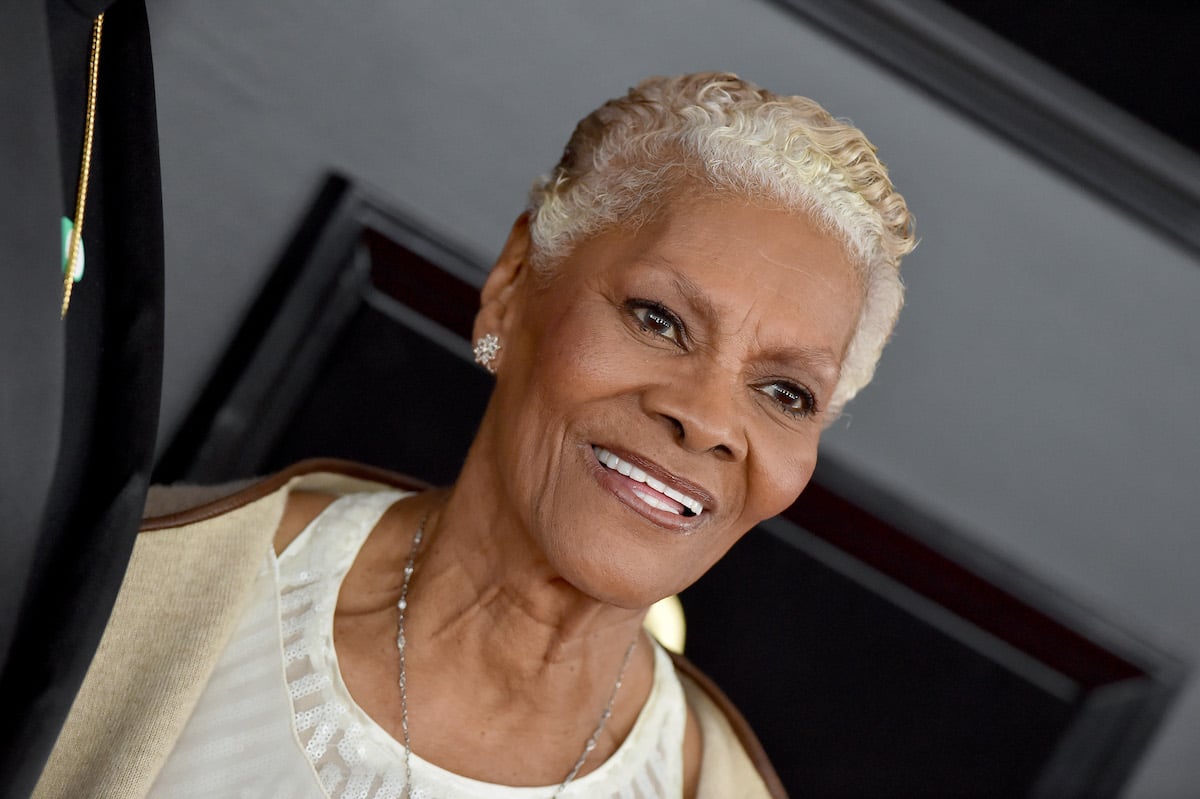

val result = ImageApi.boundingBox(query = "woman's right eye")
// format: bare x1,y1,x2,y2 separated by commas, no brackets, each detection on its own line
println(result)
628,300,686,347
754,379,819,419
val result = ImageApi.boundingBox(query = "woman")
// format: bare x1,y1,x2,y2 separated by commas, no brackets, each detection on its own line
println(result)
36,73,914,798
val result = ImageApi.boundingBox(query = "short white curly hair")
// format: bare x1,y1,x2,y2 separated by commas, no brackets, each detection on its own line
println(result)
527,72,916,417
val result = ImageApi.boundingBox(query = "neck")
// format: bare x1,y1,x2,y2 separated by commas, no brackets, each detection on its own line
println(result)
347,451,659,785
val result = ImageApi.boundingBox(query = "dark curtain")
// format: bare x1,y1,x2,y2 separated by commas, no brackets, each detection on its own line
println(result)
0,0,163,794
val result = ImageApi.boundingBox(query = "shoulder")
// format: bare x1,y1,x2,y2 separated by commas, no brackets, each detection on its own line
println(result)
273,490,338,554
37,460,428,799
671,653,788,799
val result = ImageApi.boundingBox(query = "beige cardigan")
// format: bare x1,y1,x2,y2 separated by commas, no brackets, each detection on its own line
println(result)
34,460,786,799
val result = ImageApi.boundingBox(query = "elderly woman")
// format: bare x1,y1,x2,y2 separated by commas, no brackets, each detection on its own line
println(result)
36,73,913,798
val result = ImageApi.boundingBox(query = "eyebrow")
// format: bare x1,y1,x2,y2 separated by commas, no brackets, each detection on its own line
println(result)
647,256,843,391
761,346,841,392
639,257,720,330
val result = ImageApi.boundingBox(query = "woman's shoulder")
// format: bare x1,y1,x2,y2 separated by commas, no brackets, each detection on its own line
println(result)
273,490,339,554
671,652,788,799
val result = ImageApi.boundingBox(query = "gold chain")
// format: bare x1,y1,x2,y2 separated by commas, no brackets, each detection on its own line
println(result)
61,13,105,319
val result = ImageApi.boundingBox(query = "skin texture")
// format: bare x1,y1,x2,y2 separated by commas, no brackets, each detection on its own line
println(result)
274,192,862,795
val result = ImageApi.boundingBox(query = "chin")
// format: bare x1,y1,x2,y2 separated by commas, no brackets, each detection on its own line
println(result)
545,535,709,611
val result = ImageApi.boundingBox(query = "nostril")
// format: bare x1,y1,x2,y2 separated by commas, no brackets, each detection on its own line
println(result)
665,414,685,440
662,413,736,459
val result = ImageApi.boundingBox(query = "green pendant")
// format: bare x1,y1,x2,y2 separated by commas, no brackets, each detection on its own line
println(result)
61,216,85,283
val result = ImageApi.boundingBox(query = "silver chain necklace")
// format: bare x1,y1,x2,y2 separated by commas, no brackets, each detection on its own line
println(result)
396,507,639,799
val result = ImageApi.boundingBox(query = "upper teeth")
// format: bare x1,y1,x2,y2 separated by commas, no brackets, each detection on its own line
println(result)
593,446,705,516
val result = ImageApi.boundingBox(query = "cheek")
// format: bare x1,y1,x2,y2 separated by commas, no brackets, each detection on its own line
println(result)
536,307,640,396
744,437,819,522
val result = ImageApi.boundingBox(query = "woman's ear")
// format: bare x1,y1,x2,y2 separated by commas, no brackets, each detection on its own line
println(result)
473,213,533,342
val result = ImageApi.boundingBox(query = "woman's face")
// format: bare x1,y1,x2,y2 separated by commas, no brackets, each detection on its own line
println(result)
476,193,863,608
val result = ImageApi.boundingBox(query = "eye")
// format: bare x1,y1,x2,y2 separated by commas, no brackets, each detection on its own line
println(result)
755,380,819,419
628,300,686,347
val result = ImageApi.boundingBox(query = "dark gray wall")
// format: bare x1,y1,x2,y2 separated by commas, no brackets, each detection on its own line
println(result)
149,1,1200,795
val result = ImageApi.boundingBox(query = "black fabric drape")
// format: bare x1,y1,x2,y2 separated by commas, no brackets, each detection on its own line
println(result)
0,1,163,794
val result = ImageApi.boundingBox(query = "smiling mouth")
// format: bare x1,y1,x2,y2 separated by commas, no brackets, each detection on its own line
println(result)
592,446,706,517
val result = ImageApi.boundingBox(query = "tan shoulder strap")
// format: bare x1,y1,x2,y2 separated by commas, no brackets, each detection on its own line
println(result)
672,652,789,798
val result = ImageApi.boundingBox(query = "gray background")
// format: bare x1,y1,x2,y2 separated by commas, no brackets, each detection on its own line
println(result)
147,1,1200,794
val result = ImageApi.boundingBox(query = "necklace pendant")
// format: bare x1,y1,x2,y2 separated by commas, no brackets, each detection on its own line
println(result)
61,217,85,283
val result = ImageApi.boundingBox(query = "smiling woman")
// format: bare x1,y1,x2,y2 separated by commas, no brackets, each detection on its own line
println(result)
35,73,914,799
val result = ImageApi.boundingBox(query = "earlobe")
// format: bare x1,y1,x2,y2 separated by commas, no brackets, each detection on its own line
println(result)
473,333,502,374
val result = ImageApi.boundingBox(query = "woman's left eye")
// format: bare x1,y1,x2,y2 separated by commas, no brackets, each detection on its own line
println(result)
628,301,685,347
755,380,819,418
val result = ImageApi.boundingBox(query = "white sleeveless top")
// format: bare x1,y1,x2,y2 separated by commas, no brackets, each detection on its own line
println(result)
148,491,688,799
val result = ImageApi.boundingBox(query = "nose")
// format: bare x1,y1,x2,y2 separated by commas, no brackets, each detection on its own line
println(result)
641,371,747,461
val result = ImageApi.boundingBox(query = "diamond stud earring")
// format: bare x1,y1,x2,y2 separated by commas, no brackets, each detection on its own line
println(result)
473,333,501,374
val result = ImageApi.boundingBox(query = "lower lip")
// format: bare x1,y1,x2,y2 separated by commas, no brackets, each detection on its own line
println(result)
586,448,704,533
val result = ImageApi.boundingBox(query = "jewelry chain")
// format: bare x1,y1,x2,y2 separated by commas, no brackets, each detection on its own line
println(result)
62,13,104,319
396,504,639,798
